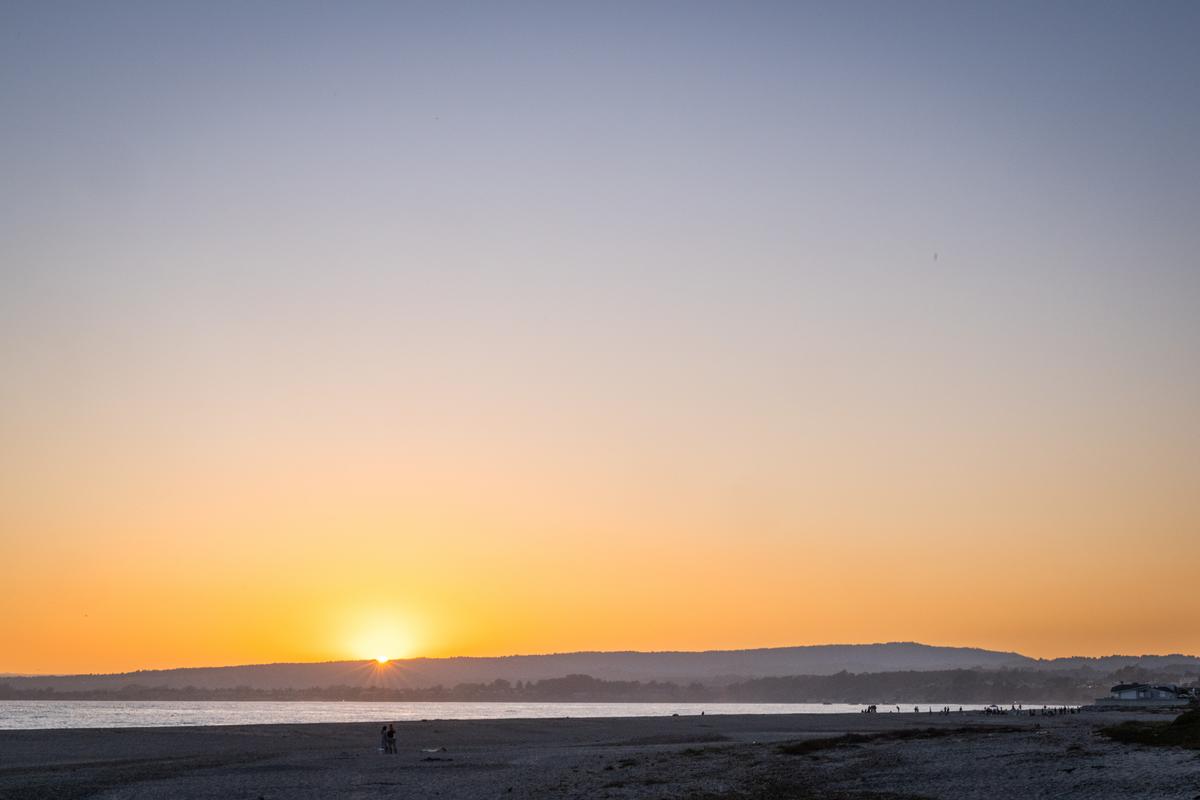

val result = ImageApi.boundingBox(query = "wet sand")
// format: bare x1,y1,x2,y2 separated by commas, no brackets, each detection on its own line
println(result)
1,710,1196,799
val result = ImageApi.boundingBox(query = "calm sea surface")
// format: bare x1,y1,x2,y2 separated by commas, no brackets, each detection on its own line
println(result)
0,701,1036,730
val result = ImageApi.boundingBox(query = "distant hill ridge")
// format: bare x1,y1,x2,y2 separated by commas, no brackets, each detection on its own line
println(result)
6,642,1198,692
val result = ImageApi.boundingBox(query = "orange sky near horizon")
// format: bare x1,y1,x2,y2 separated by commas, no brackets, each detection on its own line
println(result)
3,384,1197,675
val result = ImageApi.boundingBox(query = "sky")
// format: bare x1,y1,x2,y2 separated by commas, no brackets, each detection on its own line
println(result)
1,1,1198,675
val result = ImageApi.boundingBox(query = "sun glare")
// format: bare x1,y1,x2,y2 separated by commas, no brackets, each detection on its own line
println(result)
345,613,420,664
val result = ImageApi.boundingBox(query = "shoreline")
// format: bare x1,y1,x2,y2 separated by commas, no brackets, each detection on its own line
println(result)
0,699,1088,732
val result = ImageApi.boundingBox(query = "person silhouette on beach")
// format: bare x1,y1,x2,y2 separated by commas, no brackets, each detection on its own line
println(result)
386,723,397,754
379,725,388,754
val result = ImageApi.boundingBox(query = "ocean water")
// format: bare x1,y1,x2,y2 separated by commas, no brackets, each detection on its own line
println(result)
0,701,1035,730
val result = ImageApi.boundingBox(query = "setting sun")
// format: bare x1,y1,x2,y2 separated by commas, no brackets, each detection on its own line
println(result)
343,612,421,664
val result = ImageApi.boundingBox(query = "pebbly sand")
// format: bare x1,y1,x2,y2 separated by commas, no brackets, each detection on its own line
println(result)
1,710,1196,799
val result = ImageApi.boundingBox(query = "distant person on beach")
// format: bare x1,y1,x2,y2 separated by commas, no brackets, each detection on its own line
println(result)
386,723,397,754
379,725,388,754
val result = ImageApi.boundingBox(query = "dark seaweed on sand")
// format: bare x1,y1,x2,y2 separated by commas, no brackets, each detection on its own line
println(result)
777,725,1024,755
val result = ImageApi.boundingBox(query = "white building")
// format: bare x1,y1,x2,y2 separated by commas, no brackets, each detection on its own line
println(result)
1109,683,1187,701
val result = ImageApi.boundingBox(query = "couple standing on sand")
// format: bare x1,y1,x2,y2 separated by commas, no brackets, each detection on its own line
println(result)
379,723,397,754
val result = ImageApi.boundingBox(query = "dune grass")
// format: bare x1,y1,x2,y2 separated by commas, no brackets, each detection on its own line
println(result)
1101,707,1200,750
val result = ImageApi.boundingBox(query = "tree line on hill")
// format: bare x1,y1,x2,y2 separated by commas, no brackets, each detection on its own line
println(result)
3,666,1197,703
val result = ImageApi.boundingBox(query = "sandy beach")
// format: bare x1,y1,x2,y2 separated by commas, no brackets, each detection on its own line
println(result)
1,709,1196,799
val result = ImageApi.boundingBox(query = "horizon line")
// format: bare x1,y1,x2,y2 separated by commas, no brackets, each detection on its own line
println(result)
9,641,1200,679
